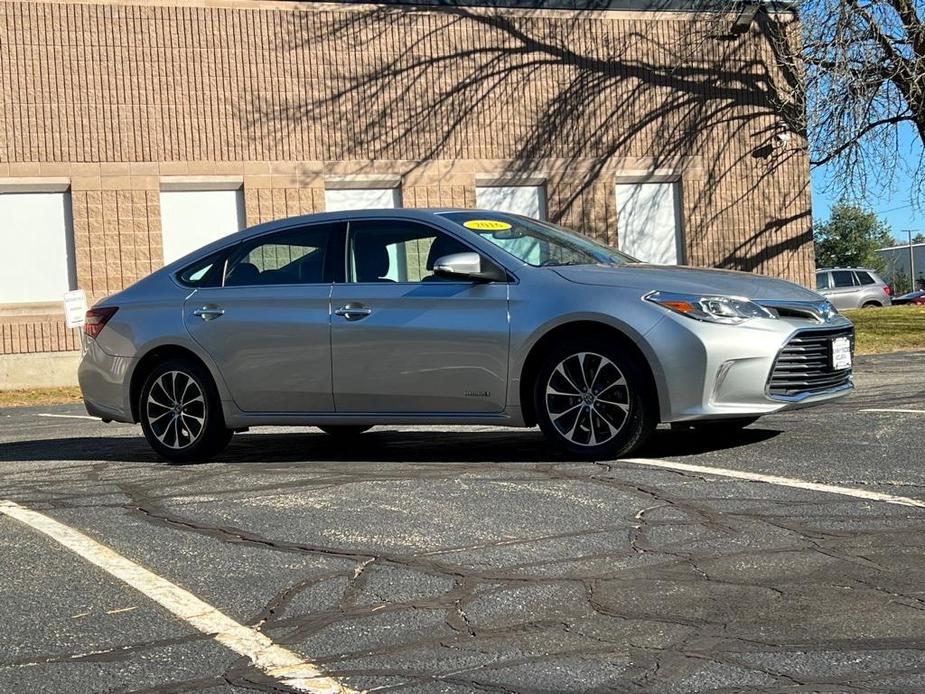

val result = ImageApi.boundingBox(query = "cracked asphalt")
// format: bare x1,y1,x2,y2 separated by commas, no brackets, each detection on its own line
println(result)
1,351,924,694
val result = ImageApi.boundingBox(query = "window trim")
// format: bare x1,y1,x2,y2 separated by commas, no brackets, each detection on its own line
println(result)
344,218,508,286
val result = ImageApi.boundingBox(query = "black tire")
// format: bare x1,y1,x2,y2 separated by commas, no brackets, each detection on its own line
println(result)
671,417,759,433
861,301,881,308
139,358,232,463
318,425,373,436
533,337,657,459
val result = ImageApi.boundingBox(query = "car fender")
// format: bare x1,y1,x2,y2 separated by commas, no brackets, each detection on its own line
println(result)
508,299,670,418
122,333,234,421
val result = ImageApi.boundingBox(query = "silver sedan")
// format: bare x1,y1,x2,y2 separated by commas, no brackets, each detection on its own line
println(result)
78,209,854,462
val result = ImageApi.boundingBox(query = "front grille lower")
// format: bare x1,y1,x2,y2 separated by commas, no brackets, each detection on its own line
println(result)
767,327,854,399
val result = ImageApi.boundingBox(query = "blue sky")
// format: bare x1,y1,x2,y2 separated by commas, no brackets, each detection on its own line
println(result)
811,122,923,244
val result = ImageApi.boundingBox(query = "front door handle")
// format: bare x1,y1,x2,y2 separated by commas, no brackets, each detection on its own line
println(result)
334,303,372,321
192,306,225,321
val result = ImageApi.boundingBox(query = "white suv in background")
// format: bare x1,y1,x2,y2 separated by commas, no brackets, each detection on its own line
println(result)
815,268,892,309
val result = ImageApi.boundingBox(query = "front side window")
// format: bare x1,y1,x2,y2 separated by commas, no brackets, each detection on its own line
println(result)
348,220,472,283
224,224,339,286
815,272,829,290
441,212,637,267
831,270,856,288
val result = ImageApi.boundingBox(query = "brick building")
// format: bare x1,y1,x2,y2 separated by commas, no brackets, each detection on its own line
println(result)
0,0,813,388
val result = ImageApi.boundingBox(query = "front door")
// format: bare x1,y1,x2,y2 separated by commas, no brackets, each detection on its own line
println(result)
330,219,510,413
184,222,344,413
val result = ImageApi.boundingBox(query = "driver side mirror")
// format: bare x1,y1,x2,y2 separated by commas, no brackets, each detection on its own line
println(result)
433,252,506,283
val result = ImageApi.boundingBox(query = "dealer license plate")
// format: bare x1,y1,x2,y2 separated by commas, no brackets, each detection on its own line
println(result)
831,336,852,370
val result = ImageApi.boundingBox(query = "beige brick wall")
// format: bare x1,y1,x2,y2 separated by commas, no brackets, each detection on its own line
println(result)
0,0,813,359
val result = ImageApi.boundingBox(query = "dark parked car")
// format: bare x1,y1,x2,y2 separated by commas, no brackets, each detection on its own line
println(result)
892,290,925,306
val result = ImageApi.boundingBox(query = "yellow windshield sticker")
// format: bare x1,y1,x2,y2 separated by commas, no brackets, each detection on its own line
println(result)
463,219,512,231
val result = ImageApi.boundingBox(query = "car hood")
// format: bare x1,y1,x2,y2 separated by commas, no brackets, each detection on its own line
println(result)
554,264,822,302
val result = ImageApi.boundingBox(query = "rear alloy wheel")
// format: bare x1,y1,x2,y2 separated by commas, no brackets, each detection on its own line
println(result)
534,340,656,459
318,425,373,436
139,359,232,463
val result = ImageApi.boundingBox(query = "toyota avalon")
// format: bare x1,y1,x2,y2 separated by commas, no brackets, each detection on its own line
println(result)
78,209,854,462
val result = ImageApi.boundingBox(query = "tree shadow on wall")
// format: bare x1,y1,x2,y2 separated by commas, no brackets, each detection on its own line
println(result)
246,3,811,277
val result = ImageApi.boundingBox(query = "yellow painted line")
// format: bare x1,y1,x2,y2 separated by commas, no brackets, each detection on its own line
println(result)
0,500,355,694
619,458,925,508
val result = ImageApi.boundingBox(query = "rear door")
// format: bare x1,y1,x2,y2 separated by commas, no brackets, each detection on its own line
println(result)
330,218,510,413
184,222,344,413
825,270,859,309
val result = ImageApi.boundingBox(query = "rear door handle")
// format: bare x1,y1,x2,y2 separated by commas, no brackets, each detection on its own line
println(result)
192,306,225,321
334,303,372,321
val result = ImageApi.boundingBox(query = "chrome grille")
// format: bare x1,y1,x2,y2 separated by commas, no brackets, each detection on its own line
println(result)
767,327,854,398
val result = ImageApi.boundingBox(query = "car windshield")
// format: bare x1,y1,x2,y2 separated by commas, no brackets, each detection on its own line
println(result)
441,212,638,267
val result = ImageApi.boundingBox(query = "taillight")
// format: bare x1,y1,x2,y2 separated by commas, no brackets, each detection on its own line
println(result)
84,307,118,339
883,286,891,296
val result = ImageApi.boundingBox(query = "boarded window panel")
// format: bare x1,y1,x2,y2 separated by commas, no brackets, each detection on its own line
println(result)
324,188,400,212
0,192,75,304
475,185,547,220
160,189,245,265
615,182,682,265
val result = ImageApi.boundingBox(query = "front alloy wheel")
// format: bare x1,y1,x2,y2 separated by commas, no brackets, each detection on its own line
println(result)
545,352,630,447
139,359,232,463
534,340,655,459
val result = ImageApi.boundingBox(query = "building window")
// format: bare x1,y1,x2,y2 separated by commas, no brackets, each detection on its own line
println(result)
160,188,245,265
615,181,682,265
0,190,76,304
475,185,547,220
324,187,401,211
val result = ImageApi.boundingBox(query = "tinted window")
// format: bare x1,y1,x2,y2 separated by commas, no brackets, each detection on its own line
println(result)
224,224,340,286
855,271,876,285
177,251,227,288
831,270,856,288
815,272,829,290
348,220,473,283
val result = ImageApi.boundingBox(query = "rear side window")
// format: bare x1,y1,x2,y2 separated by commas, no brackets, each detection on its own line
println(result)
855,271,876,285
815,272,829,290
177,251,227,288
224,223,343,286
831,270,856,288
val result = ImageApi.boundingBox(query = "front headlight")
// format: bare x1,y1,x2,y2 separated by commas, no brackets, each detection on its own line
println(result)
644,291,777,325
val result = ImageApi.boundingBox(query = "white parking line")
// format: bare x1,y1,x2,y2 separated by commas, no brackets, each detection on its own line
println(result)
0,500,354,694
37,413,99,421
860,408,925,414
619,458,925,508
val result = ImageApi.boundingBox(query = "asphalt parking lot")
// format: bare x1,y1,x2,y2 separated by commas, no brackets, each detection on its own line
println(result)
1,352,924,694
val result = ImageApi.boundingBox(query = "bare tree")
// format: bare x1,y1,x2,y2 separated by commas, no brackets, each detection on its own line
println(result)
788,0,925,202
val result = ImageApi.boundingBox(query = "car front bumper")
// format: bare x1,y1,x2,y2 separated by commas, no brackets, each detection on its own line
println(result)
644,312,855,423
